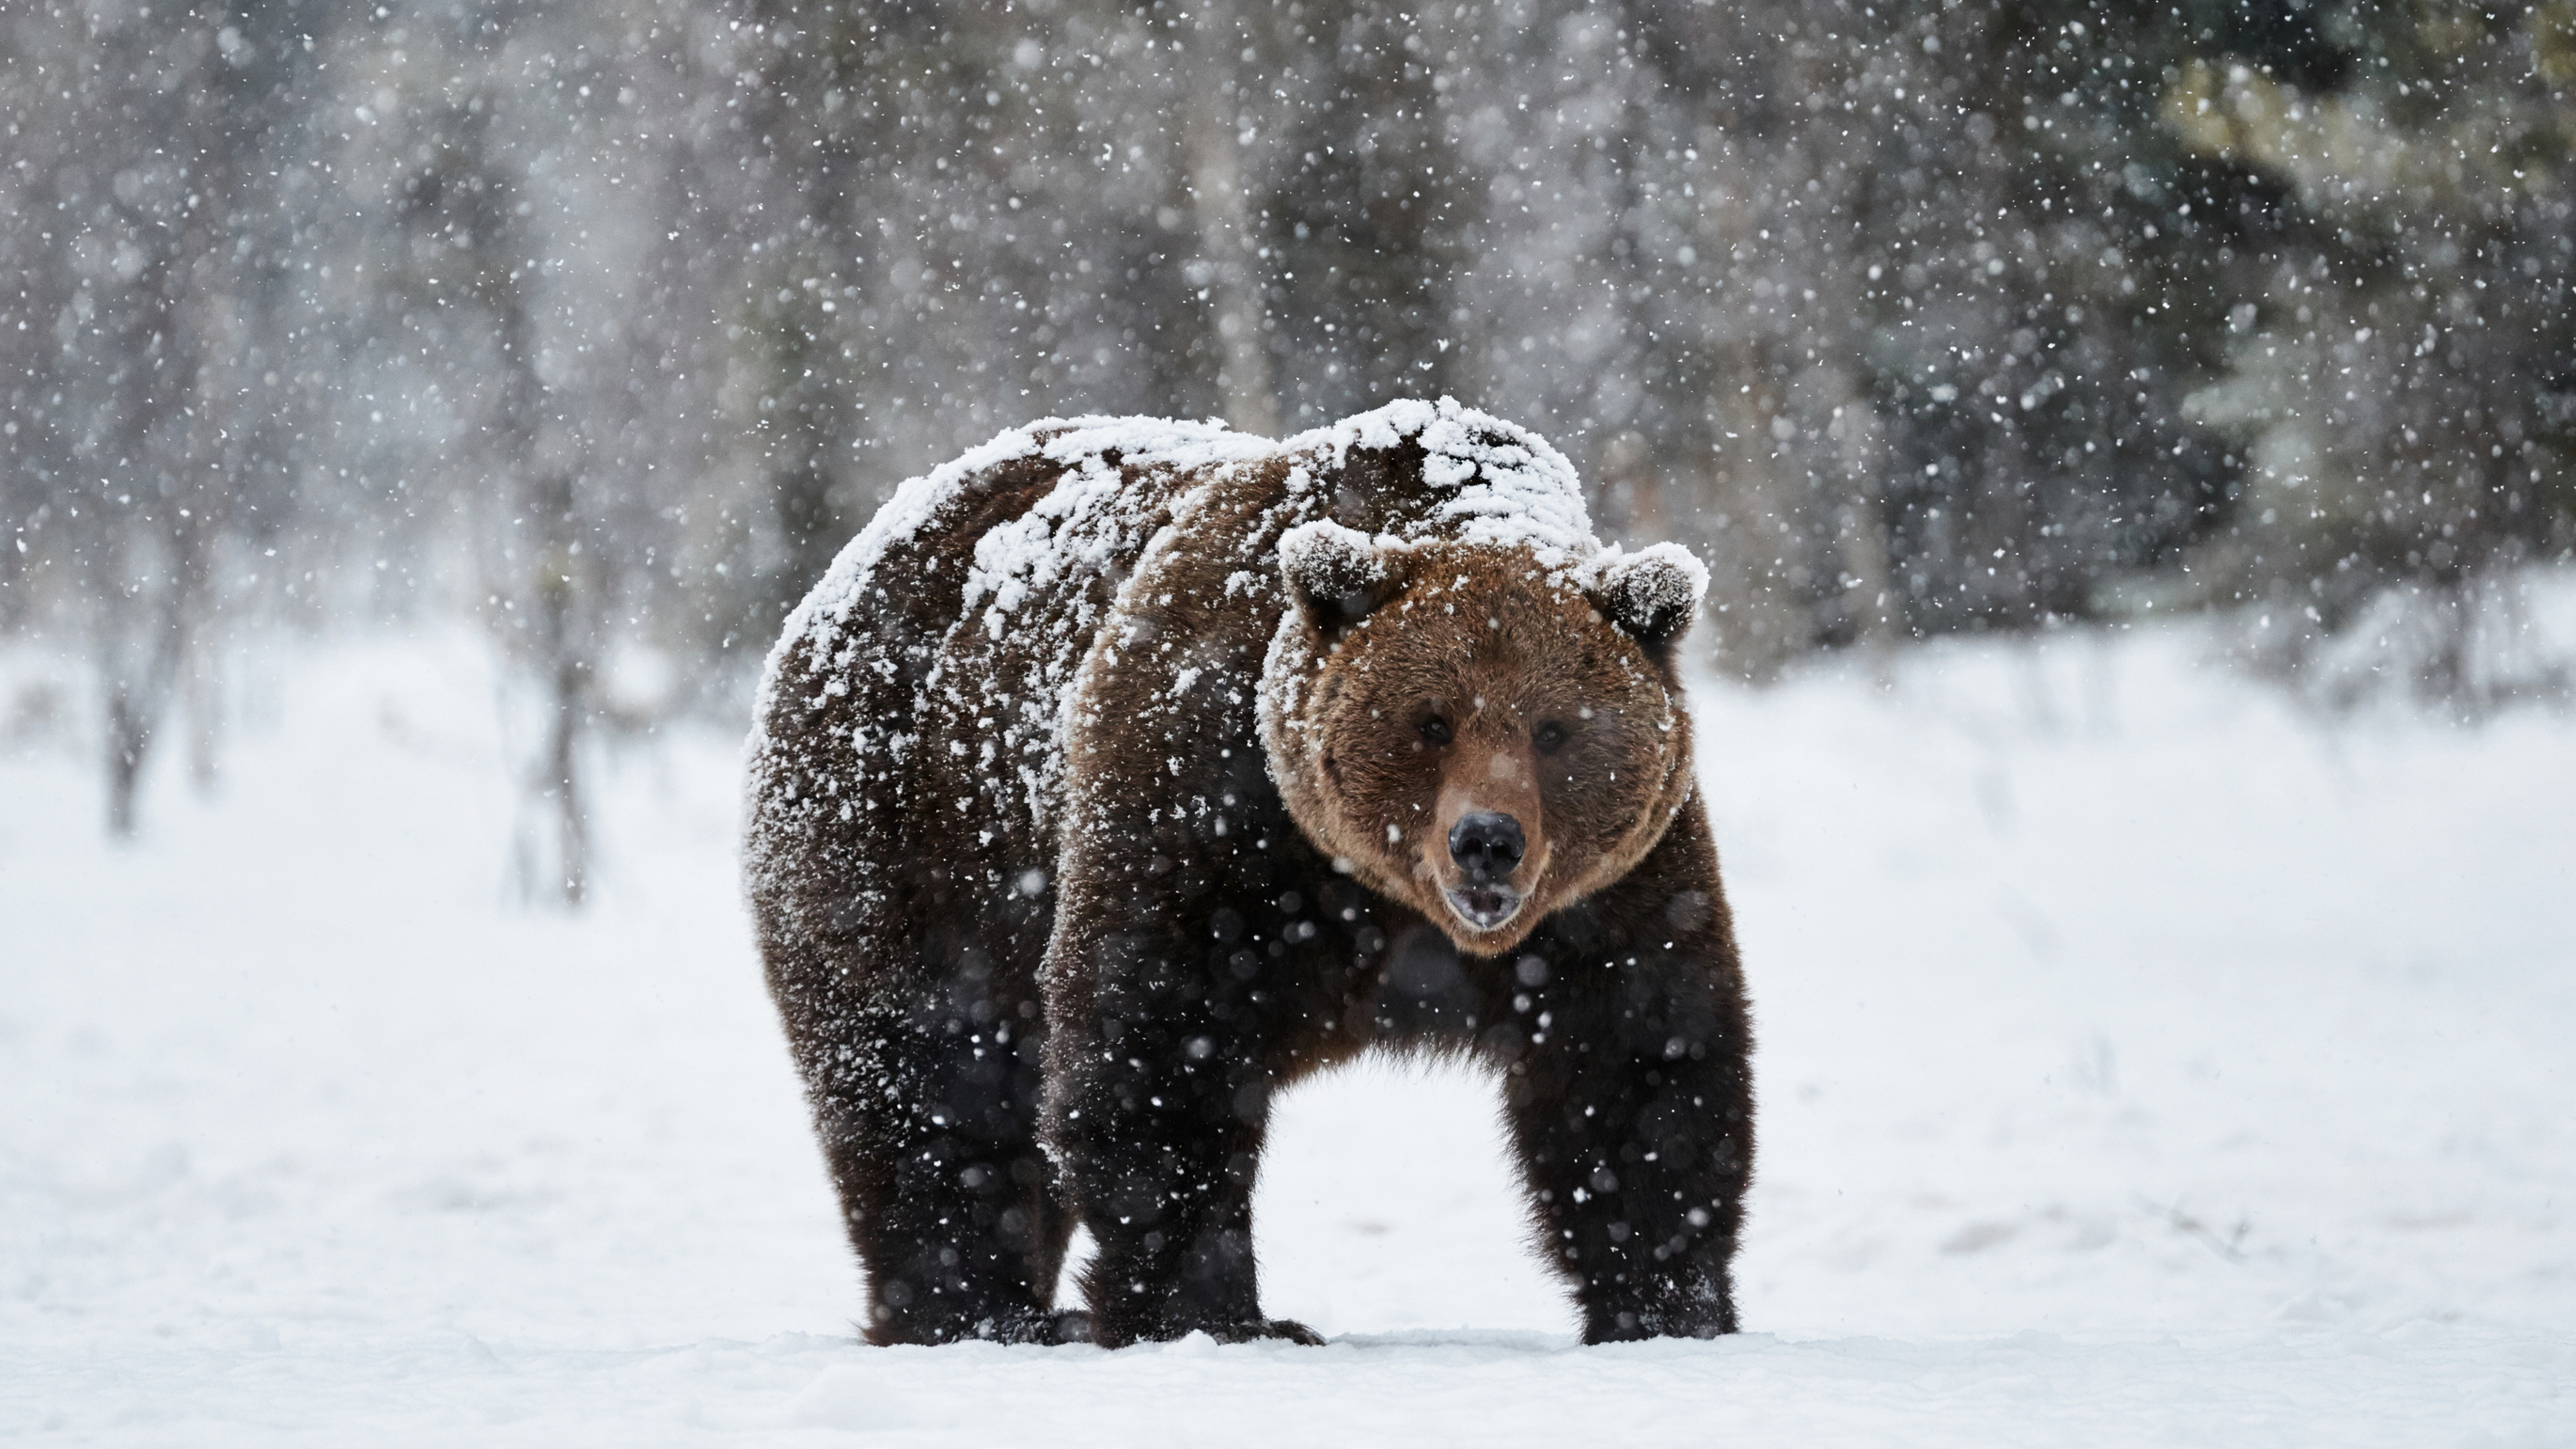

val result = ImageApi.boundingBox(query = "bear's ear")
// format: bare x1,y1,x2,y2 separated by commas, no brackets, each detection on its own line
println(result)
1279,520,1402,635
1585,543,1709,653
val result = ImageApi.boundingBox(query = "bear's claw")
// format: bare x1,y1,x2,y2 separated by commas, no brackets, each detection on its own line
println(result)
1249,1318,1326,1347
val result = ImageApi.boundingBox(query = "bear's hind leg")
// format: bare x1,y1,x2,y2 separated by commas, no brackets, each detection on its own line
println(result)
816,1006,1082,1346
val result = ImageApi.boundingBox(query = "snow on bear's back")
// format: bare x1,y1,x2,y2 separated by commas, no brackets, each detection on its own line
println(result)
750,400,1601,736
1283,397,1595,554
957,417,1279,643
753,415,1272,726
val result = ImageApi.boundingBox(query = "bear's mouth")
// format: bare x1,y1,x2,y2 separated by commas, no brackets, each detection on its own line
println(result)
1442,885,1524,933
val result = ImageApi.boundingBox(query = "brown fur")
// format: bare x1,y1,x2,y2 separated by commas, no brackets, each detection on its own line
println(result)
746,406,1753,1348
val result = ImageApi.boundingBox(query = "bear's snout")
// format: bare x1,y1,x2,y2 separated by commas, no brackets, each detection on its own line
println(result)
1448,811,1525,883
1427,743,1547,939
1443,810,1528,932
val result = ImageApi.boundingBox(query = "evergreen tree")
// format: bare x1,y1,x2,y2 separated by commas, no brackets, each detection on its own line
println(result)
2180,1,2576,702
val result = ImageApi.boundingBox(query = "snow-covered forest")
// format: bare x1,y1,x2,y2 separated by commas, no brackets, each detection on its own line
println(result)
5,0,2574,1441
7,0,2574,845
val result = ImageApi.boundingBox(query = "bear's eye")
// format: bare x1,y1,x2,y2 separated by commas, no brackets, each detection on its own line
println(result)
1418,715,1453,746
1533,721,1568,754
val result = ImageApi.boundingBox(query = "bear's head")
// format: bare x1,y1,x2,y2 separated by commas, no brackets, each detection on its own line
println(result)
1261,521,1706,955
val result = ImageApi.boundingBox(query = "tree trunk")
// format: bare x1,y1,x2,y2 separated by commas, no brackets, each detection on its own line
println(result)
186,648,223,795
100,587,190,839
542,626,589,907
1186,60,1277,437
105,684,146,841
1821,364,1896,657
521,470,591,909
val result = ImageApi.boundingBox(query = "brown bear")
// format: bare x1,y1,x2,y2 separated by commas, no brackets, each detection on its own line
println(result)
745,398,1752,1348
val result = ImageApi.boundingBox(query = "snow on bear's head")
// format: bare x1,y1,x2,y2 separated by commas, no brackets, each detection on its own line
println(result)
1261,521,1706,954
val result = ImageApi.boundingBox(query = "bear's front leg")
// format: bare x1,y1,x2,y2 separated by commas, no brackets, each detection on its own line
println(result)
1500,946,1753,1344
1045,920,1324,1348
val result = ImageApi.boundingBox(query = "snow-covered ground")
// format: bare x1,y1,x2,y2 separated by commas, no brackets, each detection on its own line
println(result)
4,623,2570,1445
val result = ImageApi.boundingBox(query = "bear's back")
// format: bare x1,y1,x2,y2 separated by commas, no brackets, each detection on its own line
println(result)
744,418,1275,976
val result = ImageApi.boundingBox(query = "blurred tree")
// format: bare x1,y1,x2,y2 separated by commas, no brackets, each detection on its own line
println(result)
1178,0,1280,435
362,40,614,904
8,0,2572,736
1265,0,1475,425
0,0,326,831
2178,2,2576,704
728,0,1213,590
1531,0,2332,669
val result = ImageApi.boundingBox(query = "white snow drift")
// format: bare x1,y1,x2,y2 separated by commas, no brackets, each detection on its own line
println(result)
3,621,2570,1445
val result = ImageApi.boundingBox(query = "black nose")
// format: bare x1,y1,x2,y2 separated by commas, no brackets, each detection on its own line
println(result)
1448,811,1526,884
